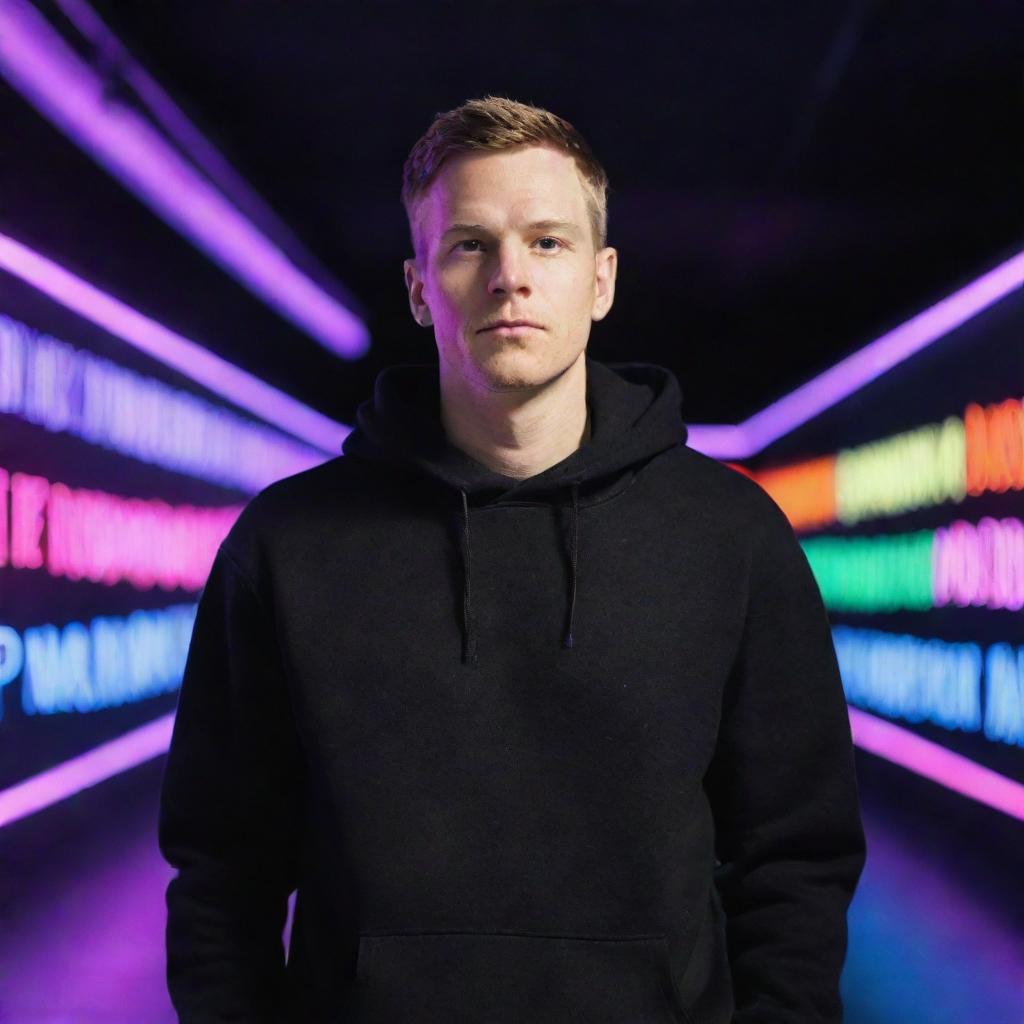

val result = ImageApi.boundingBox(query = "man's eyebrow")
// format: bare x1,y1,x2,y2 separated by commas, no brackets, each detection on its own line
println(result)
439,219,581,240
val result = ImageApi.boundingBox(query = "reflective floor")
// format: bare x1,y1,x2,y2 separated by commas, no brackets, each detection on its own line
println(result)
0,754,1020,1023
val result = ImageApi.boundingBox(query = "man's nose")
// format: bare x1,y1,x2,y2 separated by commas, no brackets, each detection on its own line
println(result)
488,241,531,295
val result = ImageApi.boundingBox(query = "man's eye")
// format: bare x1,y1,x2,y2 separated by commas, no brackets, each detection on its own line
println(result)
452,238,564,253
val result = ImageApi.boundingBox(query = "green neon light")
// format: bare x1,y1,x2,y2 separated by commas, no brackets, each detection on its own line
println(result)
801,530,935,612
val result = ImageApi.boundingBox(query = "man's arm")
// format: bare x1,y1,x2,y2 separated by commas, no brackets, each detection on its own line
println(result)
159,545,305,1023
704,494,867,1023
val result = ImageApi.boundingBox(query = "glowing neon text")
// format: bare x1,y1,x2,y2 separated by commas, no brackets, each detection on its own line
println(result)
1,466,241,590
832,625,1023,746
0,313,321,492
18,604,197,715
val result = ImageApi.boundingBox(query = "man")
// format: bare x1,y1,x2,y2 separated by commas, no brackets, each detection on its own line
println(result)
160,95,867,1023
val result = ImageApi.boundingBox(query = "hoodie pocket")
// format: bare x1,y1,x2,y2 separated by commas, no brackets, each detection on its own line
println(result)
343,930,690,1023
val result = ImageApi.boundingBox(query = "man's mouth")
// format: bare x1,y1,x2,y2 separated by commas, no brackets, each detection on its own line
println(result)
480,319,545,332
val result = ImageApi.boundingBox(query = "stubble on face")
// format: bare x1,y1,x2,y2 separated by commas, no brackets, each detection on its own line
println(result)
411,145,601,397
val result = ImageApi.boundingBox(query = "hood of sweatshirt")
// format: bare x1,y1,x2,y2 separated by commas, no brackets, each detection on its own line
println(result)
341,355,688,664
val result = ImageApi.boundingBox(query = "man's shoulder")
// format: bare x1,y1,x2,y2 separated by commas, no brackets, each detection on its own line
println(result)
669,442,790,531
217,453,370,577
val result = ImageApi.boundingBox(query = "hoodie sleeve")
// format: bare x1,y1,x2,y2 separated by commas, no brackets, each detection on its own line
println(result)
158,543,305,1023
703,492,867,1023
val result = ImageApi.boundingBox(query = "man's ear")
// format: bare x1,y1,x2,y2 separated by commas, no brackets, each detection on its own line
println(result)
403,257,433,327
592,246,618,322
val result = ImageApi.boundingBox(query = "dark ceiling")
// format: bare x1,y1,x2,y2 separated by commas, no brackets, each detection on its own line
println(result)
5,0,1023,433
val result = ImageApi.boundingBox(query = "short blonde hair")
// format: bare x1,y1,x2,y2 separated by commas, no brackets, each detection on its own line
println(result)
401,95,609,257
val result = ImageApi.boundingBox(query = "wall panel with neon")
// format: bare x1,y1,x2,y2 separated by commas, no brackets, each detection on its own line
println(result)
728,278,1023,817
0,259,328,813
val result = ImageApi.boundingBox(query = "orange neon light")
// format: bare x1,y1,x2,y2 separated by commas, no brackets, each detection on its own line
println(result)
965,397,1024,497
739,393,1023,533
751,455,837,531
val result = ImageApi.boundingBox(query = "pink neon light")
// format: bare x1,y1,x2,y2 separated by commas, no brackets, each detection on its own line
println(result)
686,249,1024,459
934,517,1024,611
0,468,7,566
0,712,174,829
5,463,242,588
0,232,351,454
29,471,242,590
848,706,1024,821
53,0,338,300
10,471,46,569
0,0,369,359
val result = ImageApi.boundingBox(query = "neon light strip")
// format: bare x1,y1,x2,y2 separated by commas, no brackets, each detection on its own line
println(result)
0,232,350,454
799,517,1024,614
849,706,1024,821
1,312,323,492
0,0,369,359
52,0,344,299
4,465,241,589
0,712,173,829
750,394,1023,531
686,249,1024,459
20,603,196,715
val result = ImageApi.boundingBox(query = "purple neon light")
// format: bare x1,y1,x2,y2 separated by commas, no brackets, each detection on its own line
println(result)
0,713,174,829
849,707,1024,821
1,34,1019,826
52,0,353,309
686,248,1024,459
0,0,369,359
0,231,351,454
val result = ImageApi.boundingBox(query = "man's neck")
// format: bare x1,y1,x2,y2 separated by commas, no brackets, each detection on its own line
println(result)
439,355,590,480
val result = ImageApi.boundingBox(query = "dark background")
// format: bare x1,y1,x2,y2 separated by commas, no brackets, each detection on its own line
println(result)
1,6,1022,1021
3,0,1021,430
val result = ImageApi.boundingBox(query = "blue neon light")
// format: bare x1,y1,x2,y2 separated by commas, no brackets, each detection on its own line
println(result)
0,625,24,721
832,625,1024,746
17,604,197,715
984,644,1024,747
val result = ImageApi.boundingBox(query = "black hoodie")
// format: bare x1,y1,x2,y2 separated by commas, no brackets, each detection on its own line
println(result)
159,355,866,1023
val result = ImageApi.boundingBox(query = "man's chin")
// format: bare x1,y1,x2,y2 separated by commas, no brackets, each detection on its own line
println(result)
476,351,586,393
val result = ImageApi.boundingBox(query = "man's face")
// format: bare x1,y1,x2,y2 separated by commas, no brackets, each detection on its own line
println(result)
404,144,617,393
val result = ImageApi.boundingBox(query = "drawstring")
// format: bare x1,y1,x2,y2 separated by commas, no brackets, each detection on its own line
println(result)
455,482,581,665
563,482,579,650
459,489,477,665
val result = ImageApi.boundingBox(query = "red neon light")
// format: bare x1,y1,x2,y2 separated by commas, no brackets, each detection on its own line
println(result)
722,461,756,479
